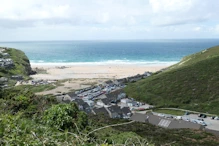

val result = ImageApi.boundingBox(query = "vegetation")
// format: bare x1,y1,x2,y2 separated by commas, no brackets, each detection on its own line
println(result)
125,45,219,115
0,48,32,78
43,103,88,130
13,84,56,93
153,109,185,116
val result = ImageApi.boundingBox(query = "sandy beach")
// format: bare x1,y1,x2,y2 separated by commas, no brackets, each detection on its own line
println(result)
30,63,170,80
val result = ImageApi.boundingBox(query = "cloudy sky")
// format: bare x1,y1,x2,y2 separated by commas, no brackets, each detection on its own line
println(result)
0,0,219,41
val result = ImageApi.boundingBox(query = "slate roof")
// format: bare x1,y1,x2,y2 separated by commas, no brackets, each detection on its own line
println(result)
105,80,113,85
67,92,77,100
101,97,115,105
130,113,148,122
107,105,131,117
121,107,131,115
131,113,204,130
107,105,121,113
73,99,91,113
93,107,109,117
100,89,125,105
105,89,124,99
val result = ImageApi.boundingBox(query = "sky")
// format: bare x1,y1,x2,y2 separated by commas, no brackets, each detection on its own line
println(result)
0,0,219,41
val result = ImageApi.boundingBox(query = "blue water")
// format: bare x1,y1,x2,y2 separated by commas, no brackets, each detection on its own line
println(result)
0,39,218,65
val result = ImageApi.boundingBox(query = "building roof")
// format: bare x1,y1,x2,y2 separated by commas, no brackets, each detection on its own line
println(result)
105,89,124,99
121,107,131,115
93,107,109,117
101,97,115,105
73,99,91,113
67,92,77,99
105,80,113,84
107,105,121,114
131,113,203,130
107,105,131,115
130,113,148,122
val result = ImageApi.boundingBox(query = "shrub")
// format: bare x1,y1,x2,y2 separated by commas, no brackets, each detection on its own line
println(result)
43,103,88,130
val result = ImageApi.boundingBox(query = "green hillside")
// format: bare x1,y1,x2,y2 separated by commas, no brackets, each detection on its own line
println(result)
125,45,219,115
0,48,32,78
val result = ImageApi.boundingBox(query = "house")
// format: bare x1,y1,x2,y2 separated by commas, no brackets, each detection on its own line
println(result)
11,75,23,81
114,78,127,85
1,53,9,57
97,97,115,107
105,89,125,101
67,92,78,100
127,74,143,82
107,105,123,118
127,101,139,107
121,106,132,119
107,105,132,119
97,89,125,107
105,80,114,86
143,72,152,77
121,98,131,104
0,77,8,83
97,99,106,107
93,107,109,117
131,113,204,130
84,100,95,107
56,94,71,103
73,99,91,114
130,113,148,122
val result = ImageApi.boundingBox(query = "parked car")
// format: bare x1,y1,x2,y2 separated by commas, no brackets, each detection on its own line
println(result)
175,116,182,120
198,114,207,118
214,116,219,120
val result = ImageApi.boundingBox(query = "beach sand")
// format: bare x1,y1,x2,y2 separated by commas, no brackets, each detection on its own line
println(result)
31,63,170,95
30,63,169,80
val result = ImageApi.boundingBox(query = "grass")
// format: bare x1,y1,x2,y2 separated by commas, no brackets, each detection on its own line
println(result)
125,45,219,115
0,48,32,79
153,109,185,116
12,84,56,93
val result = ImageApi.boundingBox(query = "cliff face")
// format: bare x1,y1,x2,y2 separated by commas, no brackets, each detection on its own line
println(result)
0,48,33,78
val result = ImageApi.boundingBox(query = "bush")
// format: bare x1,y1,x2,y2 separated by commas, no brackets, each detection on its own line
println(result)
43,103,88,130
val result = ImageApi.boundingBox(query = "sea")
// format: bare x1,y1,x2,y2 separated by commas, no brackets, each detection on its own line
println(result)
0,39,218,66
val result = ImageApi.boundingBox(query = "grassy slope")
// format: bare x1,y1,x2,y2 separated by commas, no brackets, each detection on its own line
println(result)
0,48,32,78
125,46,219,114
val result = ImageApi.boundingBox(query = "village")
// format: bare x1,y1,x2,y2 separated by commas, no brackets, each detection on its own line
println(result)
52,72,219,135
0,47,14,68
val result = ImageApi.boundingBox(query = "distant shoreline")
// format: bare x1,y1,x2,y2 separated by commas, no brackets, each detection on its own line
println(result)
30,61,177,67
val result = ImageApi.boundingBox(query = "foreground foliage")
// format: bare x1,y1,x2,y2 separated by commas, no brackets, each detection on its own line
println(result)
0,83,219,145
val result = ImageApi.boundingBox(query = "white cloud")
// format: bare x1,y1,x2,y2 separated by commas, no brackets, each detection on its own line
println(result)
149,0,193,13
0,0,219,40
193,27,202,31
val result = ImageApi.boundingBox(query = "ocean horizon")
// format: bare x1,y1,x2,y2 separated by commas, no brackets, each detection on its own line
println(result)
0,39,218,66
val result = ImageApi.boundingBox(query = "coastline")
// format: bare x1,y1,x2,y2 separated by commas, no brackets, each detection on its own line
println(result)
30,63,173,80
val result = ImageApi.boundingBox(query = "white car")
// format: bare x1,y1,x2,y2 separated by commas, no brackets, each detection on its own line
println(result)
175,116,182,120
214,116,219,120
